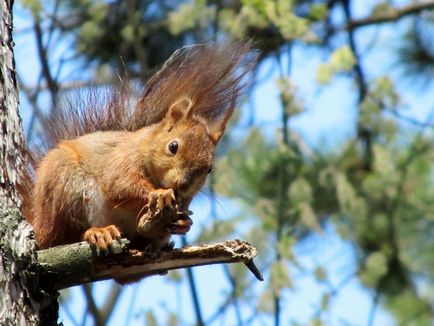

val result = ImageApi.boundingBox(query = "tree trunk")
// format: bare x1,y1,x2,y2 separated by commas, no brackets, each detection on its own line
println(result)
0,0,58,324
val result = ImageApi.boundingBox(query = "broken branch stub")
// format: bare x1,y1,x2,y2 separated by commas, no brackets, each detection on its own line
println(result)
37,239,262,290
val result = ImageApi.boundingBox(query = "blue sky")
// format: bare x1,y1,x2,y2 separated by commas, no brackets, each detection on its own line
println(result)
12,1,434,325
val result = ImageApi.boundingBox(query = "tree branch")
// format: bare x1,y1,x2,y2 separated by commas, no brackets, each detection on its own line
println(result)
347,0,434,30
82,284,104,326
342,0,373,171
100,284,123,324
33,20,58,107
37,239,262,290
181,237,205,326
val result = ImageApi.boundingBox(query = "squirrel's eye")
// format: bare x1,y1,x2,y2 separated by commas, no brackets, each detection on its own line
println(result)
168,140,178,155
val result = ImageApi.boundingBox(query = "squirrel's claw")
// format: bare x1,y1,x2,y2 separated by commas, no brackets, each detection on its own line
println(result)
148,188,176,210
83,225,121,251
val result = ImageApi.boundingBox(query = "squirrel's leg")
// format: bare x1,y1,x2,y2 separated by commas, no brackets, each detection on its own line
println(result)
32,146,89,248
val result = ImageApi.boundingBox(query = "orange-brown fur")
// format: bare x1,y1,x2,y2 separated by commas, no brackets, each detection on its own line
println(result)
20,42,255,251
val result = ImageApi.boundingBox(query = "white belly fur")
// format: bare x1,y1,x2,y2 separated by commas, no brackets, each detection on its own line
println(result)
84,177,139,238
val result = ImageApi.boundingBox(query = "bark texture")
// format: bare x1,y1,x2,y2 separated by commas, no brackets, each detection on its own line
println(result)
37,239,261,290
0,1,58,324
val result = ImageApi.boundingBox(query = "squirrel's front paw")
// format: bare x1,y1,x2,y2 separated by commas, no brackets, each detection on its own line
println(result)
83,225,121,251
148,188,176,210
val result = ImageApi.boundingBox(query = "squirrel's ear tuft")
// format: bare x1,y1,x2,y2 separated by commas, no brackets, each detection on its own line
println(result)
167,97,193,123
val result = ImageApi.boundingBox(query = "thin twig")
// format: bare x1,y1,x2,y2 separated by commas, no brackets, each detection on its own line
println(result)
389,108,434,129
181,237,205,326
273,44,293,326
82,284,104,326
347,0,434,30
209,175,244,324
60,300,79,326
33,20,58,108
342,0,372,171
100,284,123,324
125,285,140,326
367,286,381,326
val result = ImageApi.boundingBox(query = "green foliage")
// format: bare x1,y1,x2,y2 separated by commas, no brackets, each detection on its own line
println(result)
370,2,393,17
314,266,327,282
310,318,325,326
167,313,179,326
168,1,216,36
196,218,239,243
218,5,268,39
277,236,296,261
21,0,41,16
335,172,367,221
385,289,432,325
276,77,304,117
360,251,388,287
145,310,158,326
61,0,191,75
309,4,328,21
270,261,292,294
215,128,281,202
263,1,313,41
397,15,434,85
317,46,356,84
167,270,182,283
256,288,274,314
359,76,400,140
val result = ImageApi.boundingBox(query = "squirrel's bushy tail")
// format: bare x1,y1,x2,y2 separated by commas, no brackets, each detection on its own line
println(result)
132,41,255,129
44,41,255,148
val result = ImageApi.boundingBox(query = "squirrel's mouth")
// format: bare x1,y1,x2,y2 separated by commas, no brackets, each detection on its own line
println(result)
173,189,179,199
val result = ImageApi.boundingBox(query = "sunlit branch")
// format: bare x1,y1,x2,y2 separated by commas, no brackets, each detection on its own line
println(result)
347,0,434,30
37,239,261,290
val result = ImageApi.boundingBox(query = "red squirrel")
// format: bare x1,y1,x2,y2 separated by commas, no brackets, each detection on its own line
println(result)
21,42,254,252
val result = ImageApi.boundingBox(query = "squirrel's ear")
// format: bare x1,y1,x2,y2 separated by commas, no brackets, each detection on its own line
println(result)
209,106,235,144
167,98,193,123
